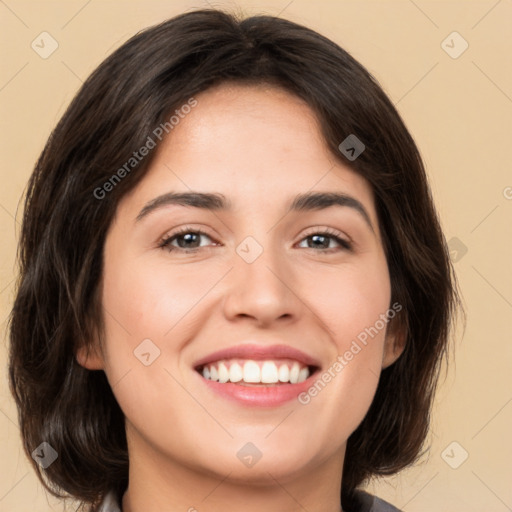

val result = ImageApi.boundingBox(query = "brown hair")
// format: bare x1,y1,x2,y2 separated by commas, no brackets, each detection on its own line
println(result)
8,8,460,511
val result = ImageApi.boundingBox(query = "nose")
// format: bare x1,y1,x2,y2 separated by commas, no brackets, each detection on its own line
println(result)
222,242,302,328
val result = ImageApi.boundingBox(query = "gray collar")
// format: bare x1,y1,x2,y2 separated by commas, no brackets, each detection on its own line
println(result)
96,489,402,512
97,490,122,512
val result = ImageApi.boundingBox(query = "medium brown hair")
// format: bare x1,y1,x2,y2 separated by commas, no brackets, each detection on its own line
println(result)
8,8,460,511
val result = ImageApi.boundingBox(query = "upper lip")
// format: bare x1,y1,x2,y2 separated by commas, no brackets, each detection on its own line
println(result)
193,343,321,370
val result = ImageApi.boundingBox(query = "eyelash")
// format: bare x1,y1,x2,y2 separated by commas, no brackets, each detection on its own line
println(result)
158,225,352,254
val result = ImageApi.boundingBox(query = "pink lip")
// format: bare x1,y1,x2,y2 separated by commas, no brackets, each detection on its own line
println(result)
193,343,321,408
193,343,321,369
198,376,317,407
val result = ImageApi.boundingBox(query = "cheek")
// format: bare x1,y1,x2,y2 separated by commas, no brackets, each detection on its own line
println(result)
101,252,220,342
98,253,205,431
298,258,391,426
308,258,392,346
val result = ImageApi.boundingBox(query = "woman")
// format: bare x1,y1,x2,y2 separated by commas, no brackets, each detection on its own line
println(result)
8,8,459,512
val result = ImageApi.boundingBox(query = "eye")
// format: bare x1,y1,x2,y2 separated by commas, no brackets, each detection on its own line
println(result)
297,228,352,252
158,226,352,254
159,226,217,252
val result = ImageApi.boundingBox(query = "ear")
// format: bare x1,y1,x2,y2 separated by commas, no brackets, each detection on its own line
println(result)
75,341,105,370
382,318,407,369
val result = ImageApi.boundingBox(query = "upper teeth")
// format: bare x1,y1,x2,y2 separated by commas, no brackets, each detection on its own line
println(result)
201,360,310,384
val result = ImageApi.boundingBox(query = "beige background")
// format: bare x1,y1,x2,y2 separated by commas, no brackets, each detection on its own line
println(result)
1,0,511,510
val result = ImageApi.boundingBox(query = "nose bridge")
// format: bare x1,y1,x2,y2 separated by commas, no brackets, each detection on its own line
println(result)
222,232,299,325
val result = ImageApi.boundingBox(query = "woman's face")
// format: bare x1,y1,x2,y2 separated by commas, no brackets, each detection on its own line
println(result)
78,83,403,486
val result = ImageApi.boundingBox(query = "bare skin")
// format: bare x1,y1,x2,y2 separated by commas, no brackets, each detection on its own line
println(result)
77,83,405,512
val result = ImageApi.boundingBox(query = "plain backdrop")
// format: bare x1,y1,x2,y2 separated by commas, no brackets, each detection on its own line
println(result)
1,1,511,511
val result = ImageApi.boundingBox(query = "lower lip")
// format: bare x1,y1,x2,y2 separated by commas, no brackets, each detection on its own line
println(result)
197,372,317,407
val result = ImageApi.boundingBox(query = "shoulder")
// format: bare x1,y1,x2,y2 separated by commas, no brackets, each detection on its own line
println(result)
352,489,403,512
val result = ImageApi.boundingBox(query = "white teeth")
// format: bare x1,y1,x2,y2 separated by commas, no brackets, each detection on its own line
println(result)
289,362,300,384
261,361,279,383
243,361,261,383
218,362,229,383
229,362,243,383
201,359,311,385
278,364,290,382
298,367,309,383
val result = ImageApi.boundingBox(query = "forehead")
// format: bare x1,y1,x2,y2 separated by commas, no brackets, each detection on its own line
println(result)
119,83,377,224
167,82,330,166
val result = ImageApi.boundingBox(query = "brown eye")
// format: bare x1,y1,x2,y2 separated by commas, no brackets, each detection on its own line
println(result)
159,229,216,252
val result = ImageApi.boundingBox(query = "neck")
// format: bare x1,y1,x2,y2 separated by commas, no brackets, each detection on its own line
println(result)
121,430,345,512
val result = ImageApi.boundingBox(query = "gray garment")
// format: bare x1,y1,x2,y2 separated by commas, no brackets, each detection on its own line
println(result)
97,489,402,512
354,490,403,512
97,491,121,512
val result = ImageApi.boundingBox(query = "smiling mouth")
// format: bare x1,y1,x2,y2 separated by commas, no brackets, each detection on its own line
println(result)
195,359,319,386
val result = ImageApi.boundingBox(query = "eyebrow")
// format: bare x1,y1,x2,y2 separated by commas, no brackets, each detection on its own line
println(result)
136,191,374,231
